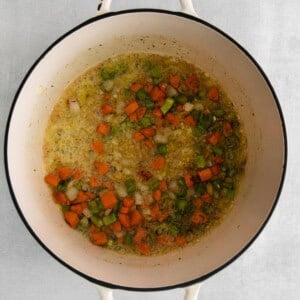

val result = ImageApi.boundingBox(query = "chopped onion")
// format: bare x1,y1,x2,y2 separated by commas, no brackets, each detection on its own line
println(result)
105,209,112,216
83,208,91,218
137,183,149,192
116,101,125,114
184,102,194,112
169,180,178,191
68,98,80,113
154,133,168,144
167,86,178,97
187,188,196,198
115,231,125,238
66,186,78,201
115,183,128,197
168,192,176,200
123,168,132,175
134,192,144,205
102,80,114,92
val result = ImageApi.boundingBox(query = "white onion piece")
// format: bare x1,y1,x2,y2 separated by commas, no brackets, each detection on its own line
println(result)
123,168,132,175
154,133,168,144
167,86,178,97
68,98,80,113
83,208,91,218
66,186,78,201
105,209,112,216
187,188,196,198
115,231,125,238
184,102,194,112
168,192,176,200
169,180,178,191
116,101,125,114
137,183,149,192
134,192,144,205
102,80,114,92
115,183,127,197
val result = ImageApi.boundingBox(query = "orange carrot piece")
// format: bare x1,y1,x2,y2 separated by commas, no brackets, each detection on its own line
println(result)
120,206,130,214
103,93,111,100
176,104,184,112
157,98,166,107
71,202,87,214
94,162,110,176
136,242,151,255
85,191,95,200
211,164,221,176
101,190,117,209
130,209,143,226
123,197,135,208
194,198,204,208
130,82,143,93
145,83,154,94
125,100,139,116
89,175,101,188
151,86,165,101
72,191,89,204
157,235,174,245
185,74,199,93
102,180,114,190
224,121,233,133
152,108,163,118
64,211,79,229
214,156,224,164
144,139,154,149
136,106,147,119
129,112,138,122
208,87,219,101
208,132,221,145
140,127,156,138
175,236,186,246
184,115,197,127
117,237,124,244
152,156,166,170
184,173,194,188
153,189,162,201
198,168,213,182
133,131,145,142
192,211,208,224
165,113,180,126
57,167,73,180
201,193,212,203
44,174,60,187
158,211,169,222
100,104,113,115
73,168,83,180
90,231,108,246
119,213,131,228
134,227,147,243
169,74,181,88
91,140,105,154
150,203,159,220
159,180,167,191
111,221,122,232
97,123,110,136
54,192,69,205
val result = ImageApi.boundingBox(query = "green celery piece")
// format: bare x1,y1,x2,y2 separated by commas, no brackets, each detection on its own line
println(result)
103,214,117,226
161,98,174,114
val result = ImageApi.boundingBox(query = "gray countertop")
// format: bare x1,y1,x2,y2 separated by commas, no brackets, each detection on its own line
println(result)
1,0,299,299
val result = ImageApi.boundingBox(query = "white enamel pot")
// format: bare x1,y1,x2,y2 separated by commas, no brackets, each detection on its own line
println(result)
4,0,287,299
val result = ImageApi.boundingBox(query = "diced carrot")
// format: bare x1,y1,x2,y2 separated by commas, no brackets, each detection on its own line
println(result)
151,86,165,101
44,174,60,187
71,202,87,214
165,113,180,126
129,112,138,122
201,193,212,203
94,162,110,176
155,117,164,129
140,127,156,138
57,167,73,180
203,108,211,115
73,191,89,203
89,224,99,234
111,221,122,232
144,139,154,149
136,242,151,255
100,104,113,115
91,140,105,154
54,192,69,205
208,132,221,145
64,211,79,229
184,115,197,127
157,235,174,245
176,104,184,112
150,203,159,220
130,209,143,226
185,74,199,93
169,74,181,88
103,93,111,100
133,131,145,142
123,197,135,208
145,83,154,94
101,190,117,209
73,168,83,180
97,123,110,136
90,231,108,246
120,206,130,214
214,156,224,164
158,82,168,93
89,175,100,188
184,173,194,188
175,236,186,246
102,180,114,190
85,191,95,199
211,164,221,176
157,98,166,107
194,198,204,208
153,189,162,201
134,227,147,243
224,121,233,133
191,211,208,224
117,237,124,244
119,213,131,228
136,106,147,119
198,168,213,182
130,82,143,93
125,100,139,116
208,87,219,101
158,211,169,222
152,156,166,170
152,108,163,118
159,180,167,191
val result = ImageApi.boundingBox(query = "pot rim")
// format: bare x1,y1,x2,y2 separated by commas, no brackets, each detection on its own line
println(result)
4,8,288,291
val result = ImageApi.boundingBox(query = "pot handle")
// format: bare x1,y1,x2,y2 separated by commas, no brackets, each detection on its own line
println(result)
95,285,113,300
96,0,198,17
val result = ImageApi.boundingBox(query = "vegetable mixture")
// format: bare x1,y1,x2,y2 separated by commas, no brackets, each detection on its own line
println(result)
43,53,246,255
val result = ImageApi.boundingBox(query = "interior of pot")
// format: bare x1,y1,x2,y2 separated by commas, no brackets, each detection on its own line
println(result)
6,11,286,289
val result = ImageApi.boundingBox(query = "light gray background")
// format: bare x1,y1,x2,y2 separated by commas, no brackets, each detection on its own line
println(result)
1,0,299,299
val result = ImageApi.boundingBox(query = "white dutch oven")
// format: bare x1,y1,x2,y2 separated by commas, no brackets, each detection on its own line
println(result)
4,0,287,299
